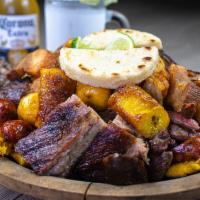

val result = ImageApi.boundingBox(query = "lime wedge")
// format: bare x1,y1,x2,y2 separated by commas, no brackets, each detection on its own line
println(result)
106,33,133,50
80,0,100,6
80,0,117,6
71,36,81,48
80,31,134,50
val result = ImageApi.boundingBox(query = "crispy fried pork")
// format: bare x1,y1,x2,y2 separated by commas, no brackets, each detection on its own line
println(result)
167,64,200,117
74,123,148,185
0,79,30,104
37,68,76,127
143,57,169,104
15,95,106,177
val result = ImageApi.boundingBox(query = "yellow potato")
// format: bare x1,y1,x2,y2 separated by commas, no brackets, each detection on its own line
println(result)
166,159,200,178
76,82,111,111
11,152,28,167
17,93,39,125
0,142,12,156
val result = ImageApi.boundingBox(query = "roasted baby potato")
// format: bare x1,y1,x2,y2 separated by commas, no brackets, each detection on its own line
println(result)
1,120,33,143
0,142,12,156
108,85,170,138
37,68,75,126
14,49,59,78
0,99,17,125
166,159,200,178
143,57,169,104
17,93,39,125
76,82,111,111
11,152,28,166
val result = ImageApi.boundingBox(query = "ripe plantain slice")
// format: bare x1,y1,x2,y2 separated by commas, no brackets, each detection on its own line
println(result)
108,85,170,138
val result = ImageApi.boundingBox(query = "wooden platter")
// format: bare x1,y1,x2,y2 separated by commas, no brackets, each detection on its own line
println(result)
1,158,200,200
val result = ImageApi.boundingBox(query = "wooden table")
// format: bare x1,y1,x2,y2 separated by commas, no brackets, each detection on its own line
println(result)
0,186,38,200
1,0,200,199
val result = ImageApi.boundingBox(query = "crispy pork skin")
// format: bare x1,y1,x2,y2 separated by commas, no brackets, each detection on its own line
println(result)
74,123,148,185
0,79,30,104
15,95,106,177
167,64,200,117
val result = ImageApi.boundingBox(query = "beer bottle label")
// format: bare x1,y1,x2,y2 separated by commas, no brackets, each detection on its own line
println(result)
0,14,40,64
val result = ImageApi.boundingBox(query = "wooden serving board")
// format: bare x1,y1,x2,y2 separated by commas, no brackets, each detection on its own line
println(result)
0,157,200,200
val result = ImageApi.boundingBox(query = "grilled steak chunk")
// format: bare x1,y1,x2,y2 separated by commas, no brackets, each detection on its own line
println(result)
167,64,200,117
74,123,148,185
15,95,106,177
169,112,200,131
173,135,200,162
0,79,30,104
149,151,173,181
149,131,172,154
169,124,190,142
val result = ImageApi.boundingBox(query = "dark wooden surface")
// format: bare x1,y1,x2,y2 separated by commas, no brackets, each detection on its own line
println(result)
1,0,200,199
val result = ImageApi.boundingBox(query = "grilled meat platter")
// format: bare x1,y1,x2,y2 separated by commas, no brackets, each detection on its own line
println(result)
1,29,200,186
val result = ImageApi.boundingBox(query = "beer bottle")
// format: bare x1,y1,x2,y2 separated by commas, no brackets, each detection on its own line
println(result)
0,0,40,65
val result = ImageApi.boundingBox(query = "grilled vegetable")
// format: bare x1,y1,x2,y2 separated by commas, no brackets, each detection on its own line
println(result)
76,82,111,111
36,68,75,127
11,152,28,166
1,120,33,143
0,99,17,125
0,142,12,156
17,93,39,125
166,159,200,178
108,85,170,138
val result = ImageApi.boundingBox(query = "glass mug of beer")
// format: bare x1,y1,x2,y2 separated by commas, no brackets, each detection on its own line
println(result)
45,0,130,51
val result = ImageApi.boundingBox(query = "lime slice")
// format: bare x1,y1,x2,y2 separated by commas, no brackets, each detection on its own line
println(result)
106,33,133,50
71,36,81,48
80,0,117,6
80,0,100,6
80,31,134,50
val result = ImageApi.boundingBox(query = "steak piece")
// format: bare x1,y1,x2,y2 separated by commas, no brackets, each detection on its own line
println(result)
0,79,30,104
169,112,200,131
149,131,172,154
74,123,148,185
167,64,200,117
173,135,200,162
169,124,190,142
15,95,106,177
149,151,173,181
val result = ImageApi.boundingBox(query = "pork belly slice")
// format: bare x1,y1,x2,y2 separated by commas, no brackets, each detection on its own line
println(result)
167,64,200,117
74,123,148,185
15,95,106,177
